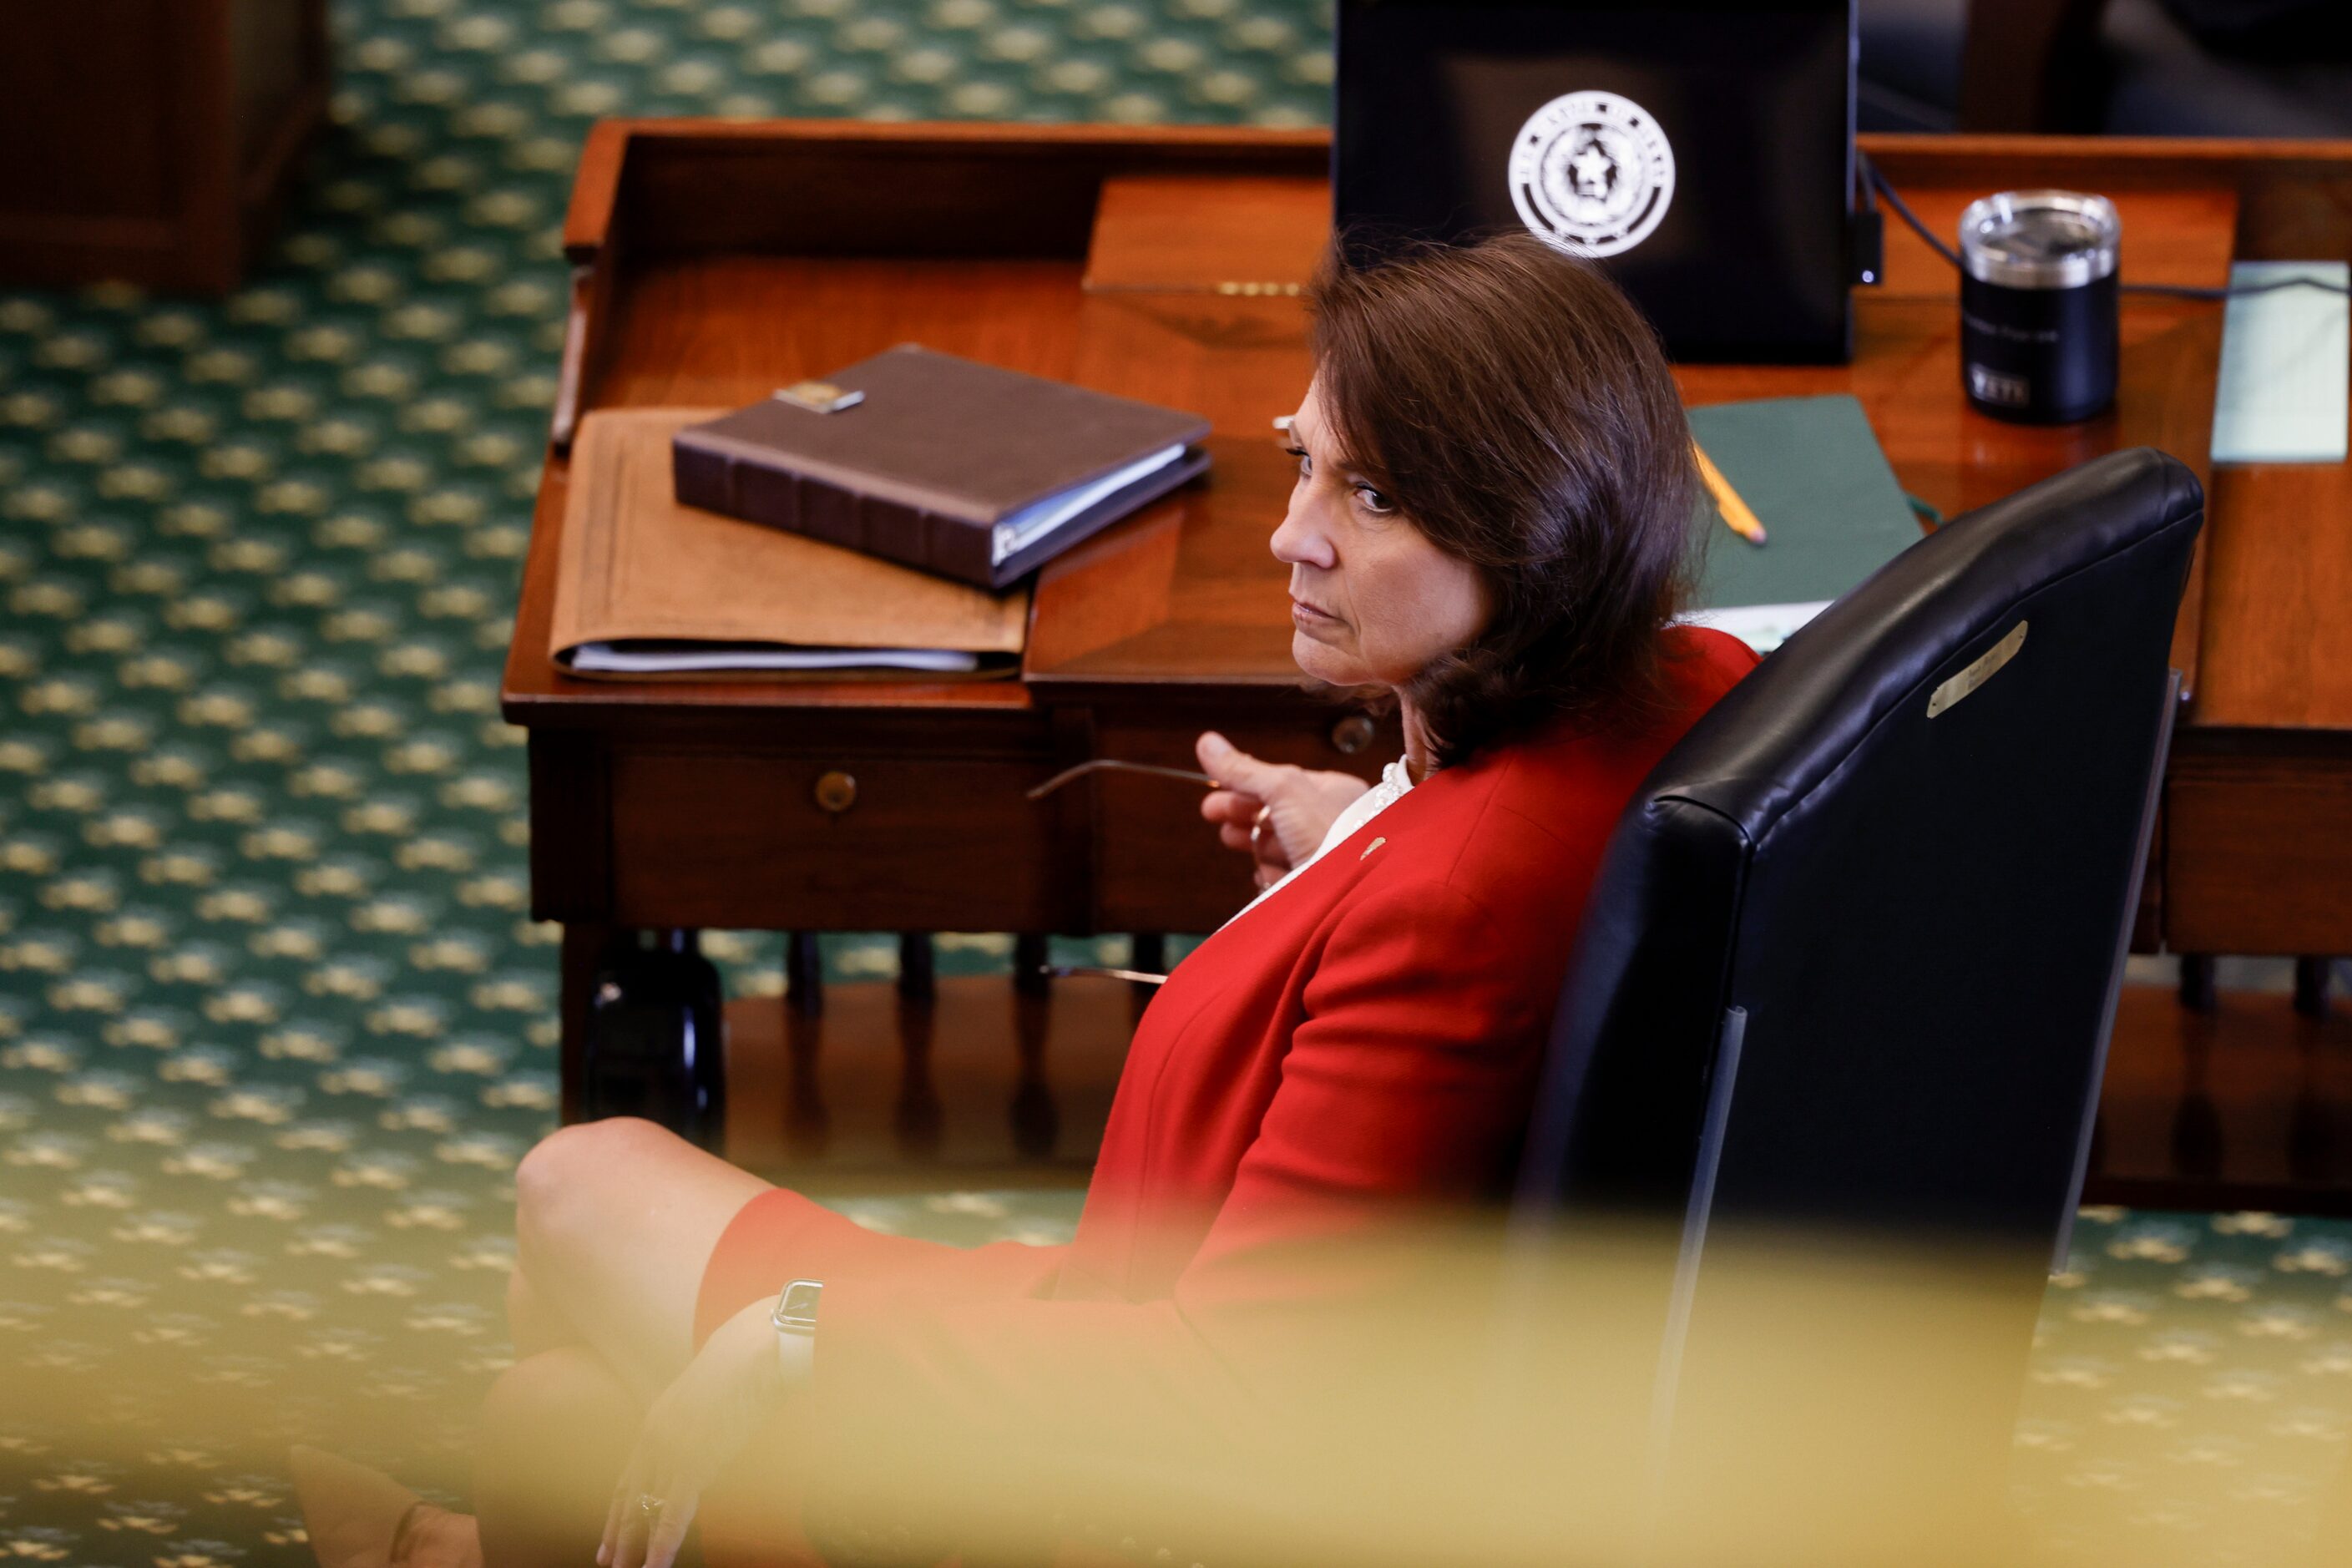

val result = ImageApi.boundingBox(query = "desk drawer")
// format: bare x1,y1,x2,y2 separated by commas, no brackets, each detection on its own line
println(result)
604,748,1060,932
2167,751,2352,953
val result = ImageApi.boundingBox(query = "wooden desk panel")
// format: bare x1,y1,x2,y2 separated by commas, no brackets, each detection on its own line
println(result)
599,256,1092,410
2197,448,2352,735
604,746,1066,933
0,0,329,293
2167,751,2352,954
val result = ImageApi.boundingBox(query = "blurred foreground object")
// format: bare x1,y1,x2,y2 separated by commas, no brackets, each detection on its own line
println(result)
0,0,330,292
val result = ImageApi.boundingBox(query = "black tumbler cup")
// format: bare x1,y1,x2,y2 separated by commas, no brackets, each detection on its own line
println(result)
1959,190,2122,425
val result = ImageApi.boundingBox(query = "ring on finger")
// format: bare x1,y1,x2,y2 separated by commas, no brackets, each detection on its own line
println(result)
1249,803,1274,857
637,1493,665,1520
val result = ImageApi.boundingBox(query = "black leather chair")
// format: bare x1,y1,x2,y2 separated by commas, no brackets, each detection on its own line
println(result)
1510,447,2203,1556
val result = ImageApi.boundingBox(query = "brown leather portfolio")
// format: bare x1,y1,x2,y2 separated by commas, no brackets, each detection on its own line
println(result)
670,344,1211,589
550,407,1028,682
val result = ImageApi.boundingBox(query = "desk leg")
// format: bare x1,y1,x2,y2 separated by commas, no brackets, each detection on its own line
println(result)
1011,973,1058,1160
898,933,935,1000
2179,953,2217,1013
784,989,828,1159
1014,933,1050,998
2296,957,2335,1018
1129,932,1166,1024
786,932,823,1016
893,979,943,1158
559,920,614,1125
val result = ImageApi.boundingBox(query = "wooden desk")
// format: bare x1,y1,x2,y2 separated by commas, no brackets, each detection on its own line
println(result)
507,122,2352,1117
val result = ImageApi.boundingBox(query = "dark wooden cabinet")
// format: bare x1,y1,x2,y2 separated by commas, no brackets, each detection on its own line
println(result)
0,0,328,293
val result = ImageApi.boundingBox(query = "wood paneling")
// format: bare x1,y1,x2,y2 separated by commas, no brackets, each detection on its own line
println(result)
2194,449,2352,736
2167,751,2352,954
1085,173,1330,292
0,3,178,223
0,0,329,292
599,255,1091,410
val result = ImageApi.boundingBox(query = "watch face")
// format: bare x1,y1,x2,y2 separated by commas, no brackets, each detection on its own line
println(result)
775,1278,822,1332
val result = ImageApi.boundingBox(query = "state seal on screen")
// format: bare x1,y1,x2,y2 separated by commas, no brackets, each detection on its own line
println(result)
1508,90,1676,259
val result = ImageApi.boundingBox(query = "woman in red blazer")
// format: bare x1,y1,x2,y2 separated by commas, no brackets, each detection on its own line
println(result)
291,234,1756,1568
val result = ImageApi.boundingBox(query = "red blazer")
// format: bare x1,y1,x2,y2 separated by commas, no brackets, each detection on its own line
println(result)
695,626,1757,1560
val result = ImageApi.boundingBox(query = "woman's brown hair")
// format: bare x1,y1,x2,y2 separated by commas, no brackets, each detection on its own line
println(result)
1308,230,1699,769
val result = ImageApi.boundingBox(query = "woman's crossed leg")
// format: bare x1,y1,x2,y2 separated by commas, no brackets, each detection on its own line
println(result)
478,1118,773,1568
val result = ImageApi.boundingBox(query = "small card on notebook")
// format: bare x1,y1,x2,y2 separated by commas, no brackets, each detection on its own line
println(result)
671,345,1213,589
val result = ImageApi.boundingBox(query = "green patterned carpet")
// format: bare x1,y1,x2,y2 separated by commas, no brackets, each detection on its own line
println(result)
0,2,2346,1563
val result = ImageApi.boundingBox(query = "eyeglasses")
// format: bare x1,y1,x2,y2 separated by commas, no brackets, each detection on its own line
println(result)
1038,963,1167,986
1025,757,1222,802
1023,759,1236,987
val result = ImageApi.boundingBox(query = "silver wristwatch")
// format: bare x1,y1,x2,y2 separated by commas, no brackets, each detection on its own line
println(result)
771,1278,822,1356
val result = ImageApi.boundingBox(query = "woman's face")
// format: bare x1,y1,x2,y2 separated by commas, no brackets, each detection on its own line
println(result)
1273,379,1490,690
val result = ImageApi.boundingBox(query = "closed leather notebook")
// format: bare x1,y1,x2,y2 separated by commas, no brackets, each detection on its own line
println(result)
552,407,1028,683
672,344,1212,589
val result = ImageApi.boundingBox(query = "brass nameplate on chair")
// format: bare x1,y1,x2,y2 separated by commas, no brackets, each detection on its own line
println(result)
1928,620,2028,717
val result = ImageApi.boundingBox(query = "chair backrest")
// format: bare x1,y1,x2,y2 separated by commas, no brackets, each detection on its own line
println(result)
1507,447,2202,1547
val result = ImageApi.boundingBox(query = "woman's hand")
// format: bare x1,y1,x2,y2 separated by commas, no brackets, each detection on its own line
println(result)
1196,731,1373,888
599,1297,807,1568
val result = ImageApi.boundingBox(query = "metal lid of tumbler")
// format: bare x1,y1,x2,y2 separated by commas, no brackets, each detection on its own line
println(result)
1959,191,2122,291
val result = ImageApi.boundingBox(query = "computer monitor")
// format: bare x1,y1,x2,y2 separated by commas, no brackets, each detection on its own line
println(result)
1334,0,1860,363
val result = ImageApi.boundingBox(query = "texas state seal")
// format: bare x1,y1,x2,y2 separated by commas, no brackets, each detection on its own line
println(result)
1508,90,1677,259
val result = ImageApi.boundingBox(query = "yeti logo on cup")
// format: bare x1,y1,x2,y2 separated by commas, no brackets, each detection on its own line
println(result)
1967,363,2032,408
1509,90,1677,259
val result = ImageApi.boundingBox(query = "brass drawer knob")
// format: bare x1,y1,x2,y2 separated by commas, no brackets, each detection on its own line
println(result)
1330,715,1376,756
812,771,858,814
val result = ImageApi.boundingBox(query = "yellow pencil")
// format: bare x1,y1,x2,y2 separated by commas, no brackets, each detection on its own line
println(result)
1693,442,1768,547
